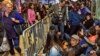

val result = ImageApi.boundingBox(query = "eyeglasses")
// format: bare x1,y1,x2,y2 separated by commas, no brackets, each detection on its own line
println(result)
7,6,13,9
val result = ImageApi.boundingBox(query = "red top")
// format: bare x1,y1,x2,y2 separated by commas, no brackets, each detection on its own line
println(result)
88,35,97,43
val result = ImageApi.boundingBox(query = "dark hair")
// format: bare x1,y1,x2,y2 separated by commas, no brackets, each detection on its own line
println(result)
72,2,80,11
77,26,83,32
77,26,83,33
60,0,65,3
28,3,34,9
96,23,100,27
0,0,3,2
80,2,86,6
49,26,55,30
88,26,96,36
86,13,91,16
83,13,92,21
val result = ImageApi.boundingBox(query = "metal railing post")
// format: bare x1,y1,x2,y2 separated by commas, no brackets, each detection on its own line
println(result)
22,13,52,56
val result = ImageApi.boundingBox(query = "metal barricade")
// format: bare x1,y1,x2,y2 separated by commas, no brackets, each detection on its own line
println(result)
22,14,52,56
91,0,96,15
96,0,100,19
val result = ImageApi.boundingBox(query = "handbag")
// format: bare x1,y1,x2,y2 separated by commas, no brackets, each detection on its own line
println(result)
14,24,23,35
0,11,10,52
11,10,25,35
0,31,10,52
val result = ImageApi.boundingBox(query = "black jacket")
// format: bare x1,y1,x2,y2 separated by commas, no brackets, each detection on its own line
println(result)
84,19,94,29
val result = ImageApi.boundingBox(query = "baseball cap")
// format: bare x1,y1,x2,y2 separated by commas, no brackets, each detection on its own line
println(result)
71,34,80,40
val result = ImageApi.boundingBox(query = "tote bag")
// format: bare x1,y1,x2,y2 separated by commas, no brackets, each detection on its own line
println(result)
0,31,10,52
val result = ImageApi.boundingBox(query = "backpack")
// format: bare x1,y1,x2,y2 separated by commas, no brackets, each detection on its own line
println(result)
0,31,10,52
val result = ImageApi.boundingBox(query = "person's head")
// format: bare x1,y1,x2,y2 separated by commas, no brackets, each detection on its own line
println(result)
22,3,27,8
88,26,96,37
70,35,80,46
53,31,62,45
28,3,34,9
39,2,43,7
72,2,80,11
5,2,13,13
49,31,62,49
60,0,67,7
55,31,62,39
49,25,56,33
95,23,100,31
80,2,85,9
65,0,69,4
85,13,92,20
39,2,42,5
2,0,12,6
77,26,84,38
62,41,68,49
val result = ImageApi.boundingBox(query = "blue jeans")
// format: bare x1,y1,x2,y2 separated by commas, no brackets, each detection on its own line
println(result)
52,22,64,33
85,47,93,56
13,37,20,48
8,37,21,55
58,22,64,33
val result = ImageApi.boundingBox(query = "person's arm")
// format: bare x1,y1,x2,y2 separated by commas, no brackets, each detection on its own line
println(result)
68,11,73,24
27,9,34,24
11,18,20,23
48,5,54,14
49,47,60,56
85,7,91,13
63,7,67,26
12,11,25,24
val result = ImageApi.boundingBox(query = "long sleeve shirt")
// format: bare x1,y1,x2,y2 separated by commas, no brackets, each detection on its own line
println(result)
0,11,24,39
27,9,36,25
12,10,25,24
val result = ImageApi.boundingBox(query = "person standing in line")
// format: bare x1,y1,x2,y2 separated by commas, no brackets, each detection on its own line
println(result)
1,1,24,56
27,3,36,25
69,2,82,36
49,0,67,34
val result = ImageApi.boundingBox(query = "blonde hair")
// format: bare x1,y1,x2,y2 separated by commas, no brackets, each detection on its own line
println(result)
2,0,13,7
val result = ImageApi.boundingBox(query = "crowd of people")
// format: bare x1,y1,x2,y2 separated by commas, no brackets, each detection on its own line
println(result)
0,0,47,56
21,2,47,25
44,0,100,56
0,0,100,56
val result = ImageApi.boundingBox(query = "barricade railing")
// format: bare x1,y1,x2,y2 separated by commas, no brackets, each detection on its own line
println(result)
91,0,96,15
22,13,52,56
22,2,98,55
96,0,100,19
